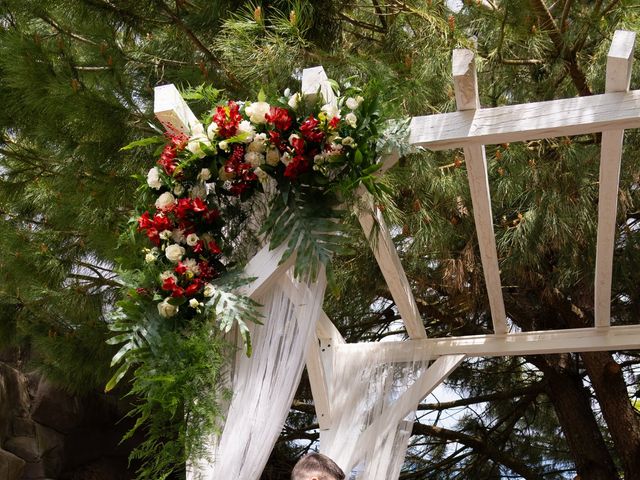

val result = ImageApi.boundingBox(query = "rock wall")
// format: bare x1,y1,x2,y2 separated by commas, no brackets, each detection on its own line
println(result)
0,350,136,480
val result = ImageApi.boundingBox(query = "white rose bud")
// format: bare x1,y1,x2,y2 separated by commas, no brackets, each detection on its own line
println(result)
189,298,200,309
146,167,162,190
245,101,271,124
218,140,229,152
145,252,157,263
173,183,185,196
187,134,211,158
159,230,172,240
342,136,355,147
238,120,256,142
186,233,199,246
203,283,216,297
345,112,358,128
266,148,280,166
189,183,207,199
155,192,176,210
158,298,179,318
165,244,186,263
288,92,301,110
207,122,219,140
345,97,360,110
197,168,211,182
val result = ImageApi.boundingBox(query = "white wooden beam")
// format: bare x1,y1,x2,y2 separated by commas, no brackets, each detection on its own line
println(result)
357,192,427,339
239,243,296,300
453,49,507,335
409,89,640,151
343,354,465,473
595,30,636,328
302,66,337,106
336,324,640,362
154,84,201,135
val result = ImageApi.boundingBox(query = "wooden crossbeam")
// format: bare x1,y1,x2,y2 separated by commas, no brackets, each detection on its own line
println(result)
154,84,200,134
408,89,640,152
453,49,507,335
595,30,636,327
336,324,640,362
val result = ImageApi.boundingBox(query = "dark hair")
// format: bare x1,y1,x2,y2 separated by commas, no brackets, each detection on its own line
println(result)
291,453,345,480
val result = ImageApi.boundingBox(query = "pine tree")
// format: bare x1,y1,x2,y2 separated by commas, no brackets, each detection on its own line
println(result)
2,1,640,479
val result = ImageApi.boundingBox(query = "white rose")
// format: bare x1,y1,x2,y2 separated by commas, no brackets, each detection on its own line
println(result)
321,103,341,120
155,192,176,210
165,244,185,263
245,151,264,167
189,183,207,199
342,136,355,147
186,233,199,246
288,92,302,109
187,134,211,158
254,132,267,144
146,167,162,190
248,139,266,153
207,122,219,140
145,252,157,263
314,153,326,164
218,140,229,152
238,120,255,142
245,101,271,124
266,148,280,166
159,229,172,240
191,123,205,136
197,168,211,182
203,283,216,297
189,298,200,309
173,183,185,196
182,258,200,275
346,96,363,110
158,298,179,318
345,112,358,128
281,152,292,166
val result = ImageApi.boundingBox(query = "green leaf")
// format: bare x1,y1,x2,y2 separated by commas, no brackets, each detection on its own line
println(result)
105,362,130,392
120,136,166,151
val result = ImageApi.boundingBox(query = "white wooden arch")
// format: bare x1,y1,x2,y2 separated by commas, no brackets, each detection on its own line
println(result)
153,29,640,480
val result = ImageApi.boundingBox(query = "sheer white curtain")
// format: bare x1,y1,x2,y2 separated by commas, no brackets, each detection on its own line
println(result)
189,269,326,480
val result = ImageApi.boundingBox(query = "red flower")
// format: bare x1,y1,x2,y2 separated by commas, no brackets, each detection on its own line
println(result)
162,276,178,291
193,240,204,254
157,144,178,175
138,211,153,230
290,135,305,155
300,115,325,143
266,106,292,131
198,260,215,280
145,228,160,246
204,208,220,223
208,240,221,255
328,116,340,129
171,286,185,298
175,198,192,219
284,155,310,180
153,213,172,232
212,101,242,138
175,261,188,275
192,197,207,213
185,279,203,297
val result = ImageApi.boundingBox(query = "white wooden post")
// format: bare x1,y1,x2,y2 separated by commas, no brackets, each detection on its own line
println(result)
594,30,636,327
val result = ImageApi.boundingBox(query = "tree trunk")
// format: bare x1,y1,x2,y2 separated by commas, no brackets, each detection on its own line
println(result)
530,353,619,480
581,351,640,479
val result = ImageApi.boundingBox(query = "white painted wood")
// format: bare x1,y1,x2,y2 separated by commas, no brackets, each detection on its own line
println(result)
239,243,296,300
302,66,337,106
154,84,201,135
316,310,345,344
409,89,640,151
595,30,636,328
344,354,465,473
336,323,640,362
357,193,427,339
453,49,507,335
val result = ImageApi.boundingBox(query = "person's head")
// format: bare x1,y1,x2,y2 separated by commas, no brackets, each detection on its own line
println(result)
291,453,345,480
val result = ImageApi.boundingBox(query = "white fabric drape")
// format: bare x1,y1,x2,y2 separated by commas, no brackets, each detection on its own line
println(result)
189,269,326,480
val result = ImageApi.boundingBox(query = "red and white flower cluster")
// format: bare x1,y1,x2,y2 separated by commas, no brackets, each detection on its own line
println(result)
136,90,366,318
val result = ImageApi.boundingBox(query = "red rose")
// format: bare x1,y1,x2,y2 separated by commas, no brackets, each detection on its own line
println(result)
290,135,305,155
137,211,153,230
175,261,188,275
265,106,292,131
284,155,310,180
185,279,202,297
300,115,325,143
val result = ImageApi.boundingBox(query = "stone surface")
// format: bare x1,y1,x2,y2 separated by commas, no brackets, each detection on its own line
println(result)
0,363,30,440
12,417,36,438
0,448,26,480
4,436,40,463
30,378,83,433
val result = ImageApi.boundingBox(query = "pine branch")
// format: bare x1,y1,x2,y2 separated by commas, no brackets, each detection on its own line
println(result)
39,15,98,46
411,423,546,480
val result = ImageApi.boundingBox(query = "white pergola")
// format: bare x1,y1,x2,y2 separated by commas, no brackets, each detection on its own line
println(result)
154,29,640,480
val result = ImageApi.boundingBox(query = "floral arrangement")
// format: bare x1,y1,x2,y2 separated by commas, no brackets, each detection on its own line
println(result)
107,82,403,478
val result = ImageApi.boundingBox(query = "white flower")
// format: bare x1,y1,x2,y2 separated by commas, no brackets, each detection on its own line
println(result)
160,270,177,282
266,148,280,166
218,166,234,181
158,298,179,318
173,183,185,196
182,258,200,275
207,122,219,140
218,140,229,152
342,136,355,147
245,101,270,124
155,192,176,210
326,143,343,156
254,167,268,181
281,152,292,166
159,229,172,240
171,229,185,244
313,153,326,164
203,283,216,297
245,151,264,167
289,133,301,144
145,251,157,263
191,123,205,136
187,134,211,158
186,233,199,246
284,88,291,97
345,112,358,128
165,244,186,263
321,103,341,120
346,96,363,110
248,139,266,153
238,120,255,142
254,132,267,144
189,183,207,199
197,168,211,182
146,167,162,190
188,298,201,309
288,92,302,110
